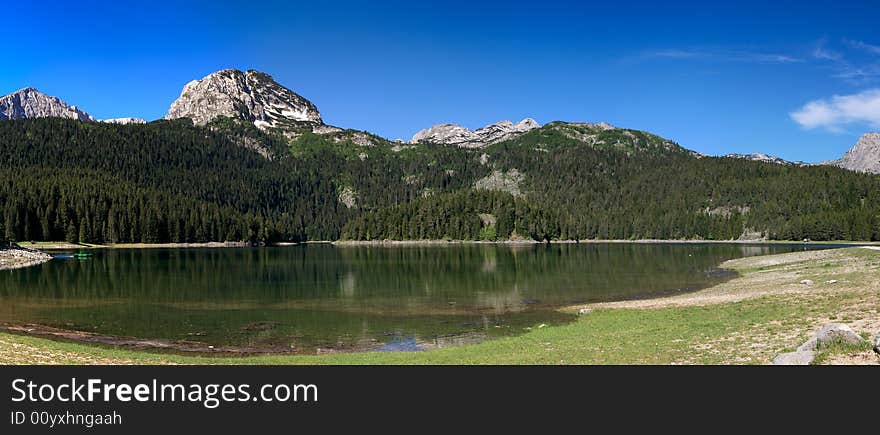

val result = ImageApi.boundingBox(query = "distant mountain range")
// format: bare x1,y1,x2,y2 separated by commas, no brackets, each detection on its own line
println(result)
1,68,878,174
723,153,807,167
3,68,880,244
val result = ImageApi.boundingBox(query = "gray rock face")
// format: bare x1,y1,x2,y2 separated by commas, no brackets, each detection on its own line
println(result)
165,69,322,130
473,169,524,196
797,323,864,352
0,246,53,271
566,121,616,131
411,123,479,146
872,333,879,354
724,153,806,166
473,118,540,144
772,351,816,365
411,118,540,148
101,117,146,125
830,133,880,174
0,88,94,122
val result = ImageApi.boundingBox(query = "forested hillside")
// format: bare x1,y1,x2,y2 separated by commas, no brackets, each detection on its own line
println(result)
1,118,879,244
0,118,347,243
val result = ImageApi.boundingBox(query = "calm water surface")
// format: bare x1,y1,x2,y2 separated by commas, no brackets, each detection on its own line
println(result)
0,243,835,353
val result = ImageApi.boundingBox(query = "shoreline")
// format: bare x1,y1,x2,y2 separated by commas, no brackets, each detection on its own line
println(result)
577,246,880,310
0,246,877,364
15,241,257,250
333,238,880,246
14,238,880,251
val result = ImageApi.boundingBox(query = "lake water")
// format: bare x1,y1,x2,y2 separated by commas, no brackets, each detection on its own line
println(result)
0,243,834,354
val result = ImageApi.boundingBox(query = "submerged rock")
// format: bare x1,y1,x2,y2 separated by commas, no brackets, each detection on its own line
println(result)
240,321,280,331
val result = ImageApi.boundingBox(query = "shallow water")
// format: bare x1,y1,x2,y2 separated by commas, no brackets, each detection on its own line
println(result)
0,243,836,353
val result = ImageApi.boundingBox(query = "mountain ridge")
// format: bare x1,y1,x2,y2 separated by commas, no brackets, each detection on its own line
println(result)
3,69,880,174
830,133,880,174
0,87,94,122
101,117,147,125
410,118,541,148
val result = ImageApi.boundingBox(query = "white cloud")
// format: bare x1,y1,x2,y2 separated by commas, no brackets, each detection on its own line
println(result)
639,48,799,64
813,45,842,61
845,39,880,56
791,88,880,131
811,39,880,84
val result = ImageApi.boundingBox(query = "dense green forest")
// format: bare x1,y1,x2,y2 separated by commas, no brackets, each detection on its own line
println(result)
1,118,879,244
0,118,347,243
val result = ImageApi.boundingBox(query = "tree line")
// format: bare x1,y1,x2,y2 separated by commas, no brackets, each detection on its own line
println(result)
1,118,879,244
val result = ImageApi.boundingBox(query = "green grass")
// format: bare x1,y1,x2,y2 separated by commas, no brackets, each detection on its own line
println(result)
811,338,875,365
0,293,854,365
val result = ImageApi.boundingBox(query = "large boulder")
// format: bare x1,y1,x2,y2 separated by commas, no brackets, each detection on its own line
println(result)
797,323,864,352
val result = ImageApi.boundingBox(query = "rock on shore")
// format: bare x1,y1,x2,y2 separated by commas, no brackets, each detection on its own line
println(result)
773,323,867,365
0,246,53,270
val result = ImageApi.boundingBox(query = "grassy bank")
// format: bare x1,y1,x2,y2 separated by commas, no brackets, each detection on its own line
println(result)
1,247,878,365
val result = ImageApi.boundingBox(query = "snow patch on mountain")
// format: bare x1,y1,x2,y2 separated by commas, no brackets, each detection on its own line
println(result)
165,69,322,130
101,117,147,125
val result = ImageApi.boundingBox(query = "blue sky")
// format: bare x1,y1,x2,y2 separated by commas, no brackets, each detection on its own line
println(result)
3,0,880,162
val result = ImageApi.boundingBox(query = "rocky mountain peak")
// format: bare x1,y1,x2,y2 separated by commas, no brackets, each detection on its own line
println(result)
831,132,880,174
0,87,94,122
724,153,805,166
516,118,540,129
411,118,541,148
164,69,322,130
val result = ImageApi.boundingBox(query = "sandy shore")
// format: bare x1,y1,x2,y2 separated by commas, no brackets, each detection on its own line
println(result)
582,247,880,310
0,245,53,271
